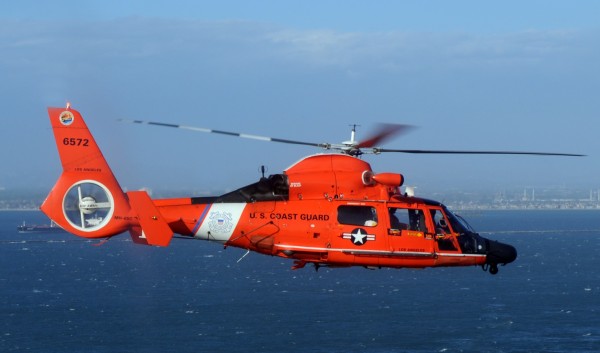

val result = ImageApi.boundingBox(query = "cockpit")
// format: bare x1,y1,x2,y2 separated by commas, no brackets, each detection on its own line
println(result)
387,197,516,273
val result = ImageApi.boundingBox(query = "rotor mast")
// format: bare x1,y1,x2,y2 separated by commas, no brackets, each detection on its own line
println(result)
349,124,360,145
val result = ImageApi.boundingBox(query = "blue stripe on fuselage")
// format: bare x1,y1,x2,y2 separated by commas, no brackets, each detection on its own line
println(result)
192,204,212,235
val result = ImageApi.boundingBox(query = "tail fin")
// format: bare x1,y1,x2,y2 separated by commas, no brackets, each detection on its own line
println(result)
41,105,173,245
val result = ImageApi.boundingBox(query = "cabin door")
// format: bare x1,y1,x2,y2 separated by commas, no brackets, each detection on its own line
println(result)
387,207,434,255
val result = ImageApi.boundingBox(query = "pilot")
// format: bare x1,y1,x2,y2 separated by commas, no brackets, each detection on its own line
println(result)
436,219,451,235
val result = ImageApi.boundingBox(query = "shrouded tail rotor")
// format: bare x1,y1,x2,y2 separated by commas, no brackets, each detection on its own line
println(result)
63,180,114,232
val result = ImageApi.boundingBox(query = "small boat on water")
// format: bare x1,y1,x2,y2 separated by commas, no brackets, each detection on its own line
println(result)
17,220,66,233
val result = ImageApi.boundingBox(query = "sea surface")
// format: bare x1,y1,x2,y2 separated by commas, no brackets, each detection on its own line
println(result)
1,210,599,353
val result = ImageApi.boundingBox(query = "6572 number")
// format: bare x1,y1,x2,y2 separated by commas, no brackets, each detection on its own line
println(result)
62,137,89,146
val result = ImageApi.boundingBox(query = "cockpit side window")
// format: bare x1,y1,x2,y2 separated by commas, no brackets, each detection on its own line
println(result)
337,205,378,227
430,209,452,235
429,208,459,251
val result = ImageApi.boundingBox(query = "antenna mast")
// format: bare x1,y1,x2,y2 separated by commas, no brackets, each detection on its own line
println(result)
349,124,360,144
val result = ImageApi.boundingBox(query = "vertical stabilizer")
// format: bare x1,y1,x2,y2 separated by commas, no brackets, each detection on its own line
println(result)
127,190,173,246
41,106,132,238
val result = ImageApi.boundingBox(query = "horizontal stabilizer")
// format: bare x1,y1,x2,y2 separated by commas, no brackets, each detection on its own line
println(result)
127,191,173,246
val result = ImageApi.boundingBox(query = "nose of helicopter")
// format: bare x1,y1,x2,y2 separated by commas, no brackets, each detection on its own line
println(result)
483,238,517,274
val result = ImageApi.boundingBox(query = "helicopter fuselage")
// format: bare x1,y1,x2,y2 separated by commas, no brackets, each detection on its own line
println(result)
151,154,515,272
41,107,516,275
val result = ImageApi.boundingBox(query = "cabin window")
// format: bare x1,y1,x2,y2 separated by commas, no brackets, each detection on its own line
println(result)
388,208,427,233
337,205,378,227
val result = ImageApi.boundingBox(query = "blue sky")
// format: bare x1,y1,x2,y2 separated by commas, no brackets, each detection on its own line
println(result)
1,1,598,195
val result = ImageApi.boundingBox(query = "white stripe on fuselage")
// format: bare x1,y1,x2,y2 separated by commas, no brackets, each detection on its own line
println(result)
194,203,246,242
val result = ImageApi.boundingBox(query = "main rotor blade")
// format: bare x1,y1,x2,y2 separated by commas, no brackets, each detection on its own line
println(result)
357,124,414,148
121,119,585,157
375,148,586,157
121,120,330,148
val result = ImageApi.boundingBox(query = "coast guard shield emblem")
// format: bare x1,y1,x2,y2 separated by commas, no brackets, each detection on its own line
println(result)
208,211,234,234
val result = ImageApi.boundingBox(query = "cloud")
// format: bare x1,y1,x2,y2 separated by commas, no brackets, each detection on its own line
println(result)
264,28,597,74
2,18,597,78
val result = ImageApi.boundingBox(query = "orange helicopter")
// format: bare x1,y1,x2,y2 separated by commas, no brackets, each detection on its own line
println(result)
41,104,583,275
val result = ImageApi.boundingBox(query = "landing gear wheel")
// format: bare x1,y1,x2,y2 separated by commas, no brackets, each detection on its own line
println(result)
489,264,499,275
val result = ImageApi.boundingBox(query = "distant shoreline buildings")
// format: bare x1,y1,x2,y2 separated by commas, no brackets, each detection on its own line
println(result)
444,187,600,211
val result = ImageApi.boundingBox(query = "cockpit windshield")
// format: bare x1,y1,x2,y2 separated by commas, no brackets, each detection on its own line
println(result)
443,207,476,234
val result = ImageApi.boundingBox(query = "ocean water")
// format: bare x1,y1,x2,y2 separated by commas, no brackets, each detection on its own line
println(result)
1,210,599,353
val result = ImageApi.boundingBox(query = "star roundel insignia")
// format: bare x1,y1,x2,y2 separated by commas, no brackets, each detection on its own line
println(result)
342,228,376,246
351,228,368,245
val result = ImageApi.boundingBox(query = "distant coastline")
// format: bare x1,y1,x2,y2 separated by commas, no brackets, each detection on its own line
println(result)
449,207,600,212
2,205,600,212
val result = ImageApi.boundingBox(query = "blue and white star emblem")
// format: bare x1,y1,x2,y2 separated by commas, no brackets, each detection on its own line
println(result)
342,228,375,246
